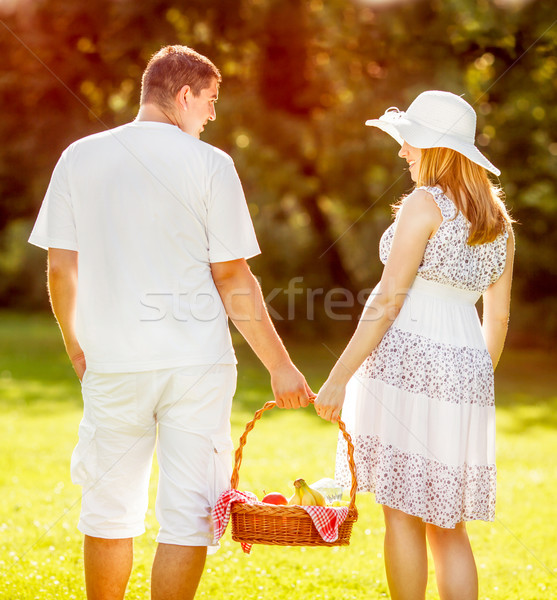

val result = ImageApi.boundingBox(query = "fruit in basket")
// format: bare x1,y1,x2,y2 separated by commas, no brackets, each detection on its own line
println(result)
290,478,326,506
330,500,349,507
262,492,288,505
287,485,302,506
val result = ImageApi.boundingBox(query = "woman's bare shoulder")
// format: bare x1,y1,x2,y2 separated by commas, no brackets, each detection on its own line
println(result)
399,188,442,224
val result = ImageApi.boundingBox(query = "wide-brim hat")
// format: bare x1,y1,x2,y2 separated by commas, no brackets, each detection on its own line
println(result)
365,90,500,176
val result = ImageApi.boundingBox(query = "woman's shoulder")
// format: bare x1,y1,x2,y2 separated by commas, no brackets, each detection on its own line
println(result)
392,188,444,238
404,186,437,205
400,187,445,222
413,185,457,220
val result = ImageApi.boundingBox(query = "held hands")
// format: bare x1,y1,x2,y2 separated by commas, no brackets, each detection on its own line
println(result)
314,379,347,423
270,363,315,409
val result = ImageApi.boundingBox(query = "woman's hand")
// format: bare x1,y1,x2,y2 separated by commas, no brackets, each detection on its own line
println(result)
314,380,347,423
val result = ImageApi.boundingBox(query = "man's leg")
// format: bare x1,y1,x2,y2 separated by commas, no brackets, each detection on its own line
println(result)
75,372,158,598
84,535,133,600
152,364,237,600
151,543,206,600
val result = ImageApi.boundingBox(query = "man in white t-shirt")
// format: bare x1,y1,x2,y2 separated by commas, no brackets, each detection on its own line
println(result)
29,45,313,600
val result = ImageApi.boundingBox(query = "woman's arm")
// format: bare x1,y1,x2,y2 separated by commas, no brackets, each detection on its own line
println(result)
314,189,441,422
481,229,515,370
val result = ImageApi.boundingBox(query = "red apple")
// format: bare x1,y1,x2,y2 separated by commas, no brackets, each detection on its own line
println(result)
262,492,288,505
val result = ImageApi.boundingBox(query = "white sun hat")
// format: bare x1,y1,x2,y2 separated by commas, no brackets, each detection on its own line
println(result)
365,90,500,176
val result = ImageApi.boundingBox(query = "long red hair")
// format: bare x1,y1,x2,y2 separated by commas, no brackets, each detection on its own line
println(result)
415,147,513,245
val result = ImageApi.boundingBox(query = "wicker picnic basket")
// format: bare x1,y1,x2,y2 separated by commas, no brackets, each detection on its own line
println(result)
230,400,358,547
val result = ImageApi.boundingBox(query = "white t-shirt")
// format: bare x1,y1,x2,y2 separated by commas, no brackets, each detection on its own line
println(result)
29,121,261,372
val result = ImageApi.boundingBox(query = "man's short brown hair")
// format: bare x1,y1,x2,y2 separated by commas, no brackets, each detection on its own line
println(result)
140,45,221,109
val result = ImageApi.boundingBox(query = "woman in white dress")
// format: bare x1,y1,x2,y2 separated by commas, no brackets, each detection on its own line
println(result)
315,91,514,600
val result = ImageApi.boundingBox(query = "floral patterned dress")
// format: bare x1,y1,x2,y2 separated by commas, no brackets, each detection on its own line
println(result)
335,185,508,528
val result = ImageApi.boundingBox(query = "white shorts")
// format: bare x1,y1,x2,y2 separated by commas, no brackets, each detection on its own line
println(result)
71,363,237,550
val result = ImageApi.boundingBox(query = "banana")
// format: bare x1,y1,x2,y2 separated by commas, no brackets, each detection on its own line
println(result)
293,478,326,506
288,485,303,505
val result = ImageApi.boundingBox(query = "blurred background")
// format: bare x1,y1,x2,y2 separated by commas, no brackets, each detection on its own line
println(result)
1,0,556,346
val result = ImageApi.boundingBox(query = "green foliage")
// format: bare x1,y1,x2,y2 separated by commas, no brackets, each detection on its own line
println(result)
1,312,556,599
0,0,556,340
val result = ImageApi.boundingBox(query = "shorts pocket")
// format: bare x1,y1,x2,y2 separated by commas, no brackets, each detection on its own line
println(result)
208,433,235,507
70,420,97,486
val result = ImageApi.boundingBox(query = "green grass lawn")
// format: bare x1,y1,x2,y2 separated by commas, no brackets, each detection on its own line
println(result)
0,311,556,599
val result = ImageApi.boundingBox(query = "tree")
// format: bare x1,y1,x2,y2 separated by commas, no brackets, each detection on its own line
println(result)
0,0,555,341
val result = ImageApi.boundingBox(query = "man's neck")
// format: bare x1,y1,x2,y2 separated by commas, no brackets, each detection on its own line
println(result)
136,103,178,127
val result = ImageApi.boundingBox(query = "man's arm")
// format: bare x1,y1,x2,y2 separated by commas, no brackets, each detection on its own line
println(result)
47,248,86,380
211,259,313,409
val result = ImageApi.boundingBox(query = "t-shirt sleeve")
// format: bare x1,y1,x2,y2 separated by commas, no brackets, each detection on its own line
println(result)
28,150,78,251
207,162,260,263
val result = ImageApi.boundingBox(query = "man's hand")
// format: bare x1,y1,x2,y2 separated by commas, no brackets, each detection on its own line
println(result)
69,348,87,381
270,363,314,409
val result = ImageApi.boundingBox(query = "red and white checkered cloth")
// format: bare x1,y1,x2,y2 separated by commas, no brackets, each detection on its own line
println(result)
212,489,350,554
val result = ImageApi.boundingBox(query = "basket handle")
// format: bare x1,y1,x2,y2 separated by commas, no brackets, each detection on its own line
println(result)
230,399,358,511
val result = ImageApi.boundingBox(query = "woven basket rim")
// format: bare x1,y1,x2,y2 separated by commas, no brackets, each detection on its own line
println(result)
230,502,358,518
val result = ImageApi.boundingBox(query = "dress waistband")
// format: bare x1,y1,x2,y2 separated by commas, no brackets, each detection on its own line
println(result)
409,276,481,305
